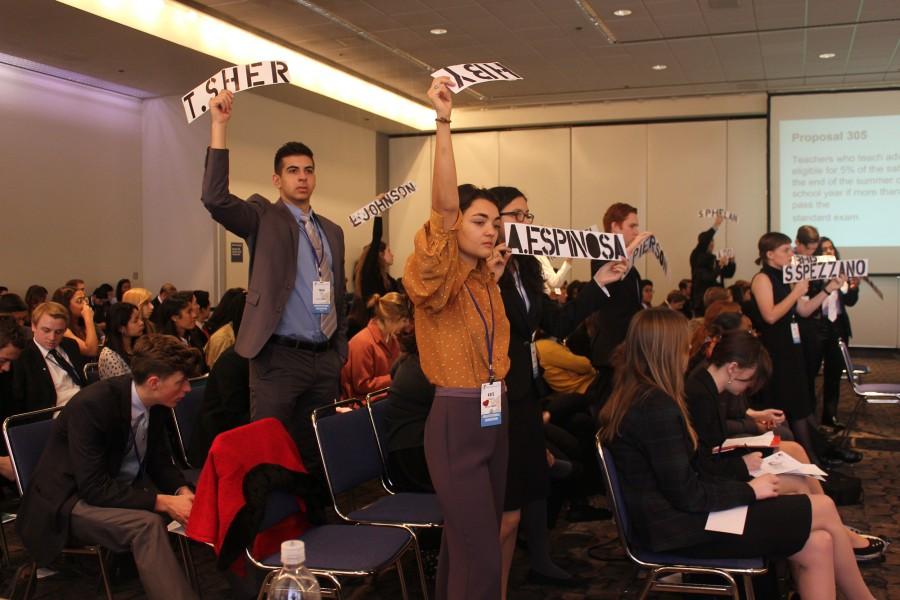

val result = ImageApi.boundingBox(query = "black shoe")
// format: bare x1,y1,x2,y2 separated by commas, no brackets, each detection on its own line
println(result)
854,535,887,562
566,505,612,522
525,569,587,588
826,446,862,464
822,416,846,430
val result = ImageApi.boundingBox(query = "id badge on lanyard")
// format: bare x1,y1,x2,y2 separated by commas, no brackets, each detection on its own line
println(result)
465,281,502,428
790,319,801,345
312,280,331,314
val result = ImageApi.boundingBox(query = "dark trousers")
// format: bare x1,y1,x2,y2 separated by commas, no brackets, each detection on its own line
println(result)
425,387,508,600
249,342,341,479
820,324,847,422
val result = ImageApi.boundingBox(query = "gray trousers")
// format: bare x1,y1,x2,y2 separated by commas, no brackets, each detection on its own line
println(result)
249,342,342,478
425,386,508,600
69,500,196,600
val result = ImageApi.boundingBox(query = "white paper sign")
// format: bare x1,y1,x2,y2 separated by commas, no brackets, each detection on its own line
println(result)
348,182,417,227
431,62,523,93
632,235,669,274
504,223,626,261
182,61,291,123
715,248,735,260
782,258,868,284
705,505,748,535
749,451,828,481
698,208,738,222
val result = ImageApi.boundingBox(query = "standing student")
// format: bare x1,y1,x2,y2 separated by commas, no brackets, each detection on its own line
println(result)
202,90,346,480
403,77,512,600
747,232,843,466
690,214,736,313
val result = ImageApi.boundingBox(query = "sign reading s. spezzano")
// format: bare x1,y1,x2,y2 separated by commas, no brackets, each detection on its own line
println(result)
504,223,626,261
782,258,869,283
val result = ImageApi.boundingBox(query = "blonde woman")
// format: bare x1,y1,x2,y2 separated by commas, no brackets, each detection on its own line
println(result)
123,287,155,333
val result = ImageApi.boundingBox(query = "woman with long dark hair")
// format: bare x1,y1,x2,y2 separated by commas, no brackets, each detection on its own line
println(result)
99,302,144,379
51,286,99,357
599,309,875,599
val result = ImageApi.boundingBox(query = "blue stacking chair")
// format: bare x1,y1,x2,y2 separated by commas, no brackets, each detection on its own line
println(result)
3,407,113,600
596,435,767,600
313,397,441,599
247,490,416,599
170,374,208,470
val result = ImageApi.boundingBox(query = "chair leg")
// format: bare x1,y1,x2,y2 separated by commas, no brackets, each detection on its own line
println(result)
0,518,9,568
177,535,200,593
396,558,409,600
408,530,430,600
743,574,756,600
320,572,342,599
256,570,277,600
637,568,656,600
96,550,113,600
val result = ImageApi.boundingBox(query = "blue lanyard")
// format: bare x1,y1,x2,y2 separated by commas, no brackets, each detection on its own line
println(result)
299,215,326,277
464,280,496,383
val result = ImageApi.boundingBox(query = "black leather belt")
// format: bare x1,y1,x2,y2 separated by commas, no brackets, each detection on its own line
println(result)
268,334,332,353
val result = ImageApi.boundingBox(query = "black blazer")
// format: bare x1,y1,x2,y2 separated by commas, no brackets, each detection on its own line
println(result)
690,227,735,311
607,387,756,553
588,263,643,368
16,375,187,566
11,338,85,414
809,280,859,339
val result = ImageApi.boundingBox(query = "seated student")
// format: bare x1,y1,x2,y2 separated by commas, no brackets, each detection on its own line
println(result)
599,308,876,599
115,278,132,304
13,302,85,411
16,334,198,600
640,279,654,309
187,346,250,468
729,280,752,305
203,288,246,369
152,282,177,310
686,329,886,562
90,283,114,334
51,286,99,357
348,216,401,340
0,317,27,481
663,291,688,313
155,296,208,374
99,302,145,380
123,287,155,332
384,326,436,494
689,300,743,358
535,333,596,395
688,287,732,339
172,291,207,356
193,290,212,343
341,292,410,399
0,293,29,327
24,285,48,326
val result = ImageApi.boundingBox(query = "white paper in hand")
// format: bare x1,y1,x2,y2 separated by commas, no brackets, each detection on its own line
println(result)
705,505,748,535
431,62,522,93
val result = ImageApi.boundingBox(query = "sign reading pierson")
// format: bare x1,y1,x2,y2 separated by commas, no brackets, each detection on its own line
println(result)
504,223,626,261
698,208,739,222
632,235,669,274
348,182,417,227
182,61,291,123
783,259,868,283
431,62,523,94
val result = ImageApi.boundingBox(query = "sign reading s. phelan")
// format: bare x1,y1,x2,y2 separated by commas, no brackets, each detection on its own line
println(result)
782,259,869,283
504,223,626,261
431,62,523,94
698,208,739,222
632,235,669,274
348,182,417,227
182,61,291,123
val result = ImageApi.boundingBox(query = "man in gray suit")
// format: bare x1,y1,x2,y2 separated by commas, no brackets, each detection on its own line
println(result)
200,90,346,478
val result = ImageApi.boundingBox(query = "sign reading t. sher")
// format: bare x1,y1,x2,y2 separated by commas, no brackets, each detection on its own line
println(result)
782,258,869,283
348,182,417,227
504,223,626,261
431,62,523,94
182,61,291,123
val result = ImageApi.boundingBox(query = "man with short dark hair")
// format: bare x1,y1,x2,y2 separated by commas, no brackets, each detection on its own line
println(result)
17,334,198,600
0,316,27,481
640,279,654,309
678,278,694,318
64,279,85,293
200,90,347,479
664,291,688,312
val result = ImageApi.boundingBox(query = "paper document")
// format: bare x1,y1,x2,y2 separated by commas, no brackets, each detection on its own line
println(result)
749,451,828,481
167,520,187,536
715,431,779,453
705,505,748,535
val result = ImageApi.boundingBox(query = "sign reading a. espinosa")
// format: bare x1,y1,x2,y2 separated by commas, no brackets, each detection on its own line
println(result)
182,61,291,123
504,223,626,261
431,62,523,94
783,258,869,283
632,235,669,274
348,182,417,227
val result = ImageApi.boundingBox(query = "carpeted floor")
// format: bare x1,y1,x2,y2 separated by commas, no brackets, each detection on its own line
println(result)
2,348,897,599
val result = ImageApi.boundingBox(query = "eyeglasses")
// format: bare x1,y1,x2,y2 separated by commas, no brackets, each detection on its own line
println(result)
500,210,535,224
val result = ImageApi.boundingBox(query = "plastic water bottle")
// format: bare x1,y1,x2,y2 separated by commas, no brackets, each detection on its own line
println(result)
267,540,321,599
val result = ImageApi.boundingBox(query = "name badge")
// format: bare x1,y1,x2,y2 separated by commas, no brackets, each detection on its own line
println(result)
480,381,502,427
312,280,331,314
790,321,801,345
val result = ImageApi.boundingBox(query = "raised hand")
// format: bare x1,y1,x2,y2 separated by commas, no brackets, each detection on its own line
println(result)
210,90,234,124
714,214,724,228
488,243,512,281
427,76,453,120
594,259,629,287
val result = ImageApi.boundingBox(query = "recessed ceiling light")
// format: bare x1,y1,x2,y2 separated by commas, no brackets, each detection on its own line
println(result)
429,28,448,35
818,52,836,59
613,9,632,17
651,64,668,71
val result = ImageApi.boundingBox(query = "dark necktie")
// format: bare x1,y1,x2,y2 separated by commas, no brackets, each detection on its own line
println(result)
48,348,83,387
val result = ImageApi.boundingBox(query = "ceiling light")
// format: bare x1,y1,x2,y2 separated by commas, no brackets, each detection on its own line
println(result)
613,9,632,17
54,0,436,130
651,64,668,71
818,52,836,59
429,28,448,35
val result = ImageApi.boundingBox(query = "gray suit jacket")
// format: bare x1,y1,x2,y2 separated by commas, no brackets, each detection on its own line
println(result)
201,148,347,360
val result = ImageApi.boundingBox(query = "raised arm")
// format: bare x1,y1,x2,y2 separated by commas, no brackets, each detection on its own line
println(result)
427,77,459,231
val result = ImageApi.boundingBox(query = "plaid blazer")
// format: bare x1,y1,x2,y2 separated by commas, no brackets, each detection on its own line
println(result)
608,387,756,553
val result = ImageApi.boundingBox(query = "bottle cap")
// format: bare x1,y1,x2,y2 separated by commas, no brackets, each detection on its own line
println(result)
281,540,305,565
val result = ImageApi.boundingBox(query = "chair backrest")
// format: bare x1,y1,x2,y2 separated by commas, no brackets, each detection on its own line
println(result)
3,407,62,496
837,339,861,392
313,398,384,498
83,363,100,385
595,435,637,557
171,375,208,466
366,394,394,489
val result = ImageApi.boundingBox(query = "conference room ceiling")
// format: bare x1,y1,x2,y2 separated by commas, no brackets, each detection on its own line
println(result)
1,0,898,124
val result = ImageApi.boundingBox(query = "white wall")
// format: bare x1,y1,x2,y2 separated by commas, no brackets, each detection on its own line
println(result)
0,63,143,296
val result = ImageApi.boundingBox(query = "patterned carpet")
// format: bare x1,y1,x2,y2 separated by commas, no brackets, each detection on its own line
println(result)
2,348,898,599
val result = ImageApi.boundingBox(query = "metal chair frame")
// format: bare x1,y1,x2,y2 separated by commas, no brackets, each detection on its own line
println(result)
169,374,209,469
596,435,767,600
82,362,100,385
363,387,396,492
838,340,900,404
312,397,435,599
